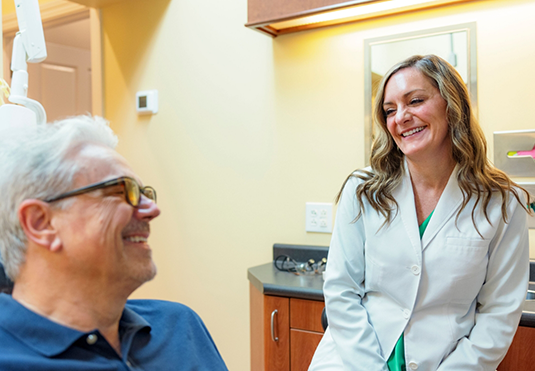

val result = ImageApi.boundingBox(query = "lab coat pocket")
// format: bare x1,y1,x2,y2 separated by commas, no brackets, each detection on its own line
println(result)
445,237,490,271
443,237,490,303
364,250,383,293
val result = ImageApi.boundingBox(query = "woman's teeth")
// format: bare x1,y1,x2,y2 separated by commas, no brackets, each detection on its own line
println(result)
402,126,425,137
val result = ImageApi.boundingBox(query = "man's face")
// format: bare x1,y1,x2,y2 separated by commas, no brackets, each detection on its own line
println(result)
52,144,161,291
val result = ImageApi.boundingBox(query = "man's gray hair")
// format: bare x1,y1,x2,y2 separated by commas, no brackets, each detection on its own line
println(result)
0,115,118,280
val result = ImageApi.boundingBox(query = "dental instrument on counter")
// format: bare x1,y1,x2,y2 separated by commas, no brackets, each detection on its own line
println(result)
274,255,327,275
0,0,47,127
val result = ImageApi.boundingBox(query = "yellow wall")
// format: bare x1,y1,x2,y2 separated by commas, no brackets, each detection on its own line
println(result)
19,0,533,369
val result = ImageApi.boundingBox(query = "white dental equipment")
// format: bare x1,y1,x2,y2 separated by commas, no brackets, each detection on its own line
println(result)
0,0,47,127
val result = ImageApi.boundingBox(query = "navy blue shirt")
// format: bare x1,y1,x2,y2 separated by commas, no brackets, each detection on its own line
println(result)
0,294,228,370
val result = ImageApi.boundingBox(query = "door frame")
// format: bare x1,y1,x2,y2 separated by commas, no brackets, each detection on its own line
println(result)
2,0,103,116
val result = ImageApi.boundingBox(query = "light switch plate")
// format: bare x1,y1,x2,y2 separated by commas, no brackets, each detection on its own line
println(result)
306,202,333,233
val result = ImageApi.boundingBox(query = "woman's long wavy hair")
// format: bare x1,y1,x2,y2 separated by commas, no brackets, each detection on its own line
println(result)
342,54,529,231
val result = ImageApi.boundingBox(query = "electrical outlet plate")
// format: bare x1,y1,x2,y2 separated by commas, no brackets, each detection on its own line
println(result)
306,202,333,233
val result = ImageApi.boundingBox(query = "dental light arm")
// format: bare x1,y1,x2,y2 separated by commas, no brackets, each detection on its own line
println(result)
14,0,47,63
0,0,47,127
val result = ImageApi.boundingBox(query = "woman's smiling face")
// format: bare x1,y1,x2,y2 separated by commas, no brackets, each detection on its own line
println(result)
383,67,451,163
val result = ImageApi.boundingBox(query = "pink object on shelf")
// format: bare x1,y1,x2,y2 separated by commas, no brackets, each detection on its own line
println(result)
516,146,535,159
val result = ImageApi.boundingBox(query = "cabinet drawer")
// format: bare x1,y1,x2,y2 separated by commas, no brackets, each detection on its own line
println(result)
290,329,323,371
290,298,325,333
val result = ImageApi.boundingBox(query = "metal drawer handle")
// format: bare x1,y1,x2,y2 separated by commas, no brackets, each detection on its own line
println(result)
271,309,279,342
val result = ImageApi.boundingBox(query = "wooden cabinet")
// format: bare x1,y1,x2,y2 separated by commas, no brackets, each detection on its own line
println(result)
246,0,471,37
250,283,324,371
250,284,290,371
246,0,351,37
247,0,347,25
498,326,535,371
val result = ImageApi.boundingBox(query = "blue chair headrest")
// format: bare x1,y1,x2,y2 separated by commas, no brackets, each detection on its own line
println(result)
0,262,13,295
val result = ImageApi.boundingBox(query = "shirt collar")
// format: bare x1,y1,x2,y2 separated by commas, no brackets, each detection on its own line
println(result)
120,304,151,335
0,294,151,357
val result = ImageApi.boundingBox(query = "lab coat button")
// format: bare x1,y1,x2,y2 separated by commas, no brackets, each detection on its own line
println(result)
403,309,410,319
411,265,421,275
408,361,418,370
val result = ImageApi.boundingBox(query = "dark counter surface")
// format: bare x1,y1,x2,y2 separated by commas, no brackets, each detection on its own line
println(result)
520,282,535,327
248,262,324,301
521,300,535,327
249,262,535,328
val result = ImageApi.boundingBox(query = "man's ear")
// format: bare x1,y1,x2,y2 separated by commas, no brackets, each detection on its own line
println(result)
18,200,62,252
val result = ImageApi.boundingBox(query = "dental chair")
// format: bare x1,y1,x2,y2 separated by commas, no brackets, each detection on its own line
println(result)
0,262,13,295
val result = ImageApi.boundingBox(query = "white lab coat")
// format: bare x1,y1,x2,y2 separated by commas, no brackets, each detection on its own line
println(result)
309,163,529,371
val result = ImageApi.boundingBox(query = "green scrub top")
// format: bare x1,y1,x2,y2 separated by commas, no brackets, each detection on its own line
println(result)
387,210,434,371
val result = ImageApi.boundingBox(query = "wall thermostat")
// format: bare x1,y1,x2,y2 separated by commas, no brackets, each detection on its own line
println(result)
136,90,158,115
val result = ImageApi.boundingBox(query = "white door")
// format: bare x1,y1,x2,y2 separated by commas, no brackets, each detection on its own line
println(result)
3,17,92,123
27,42,92,122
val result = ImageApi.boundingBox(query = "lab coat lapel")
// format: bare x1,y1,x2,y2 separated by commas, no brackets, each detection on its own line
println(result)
421,164,463,251
392,162,421,260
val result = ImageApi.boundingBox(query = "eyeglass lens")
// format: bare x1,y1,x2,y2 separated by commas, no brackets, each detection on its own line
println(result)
142,187,156,202
124,178,156,207
125,178,141,207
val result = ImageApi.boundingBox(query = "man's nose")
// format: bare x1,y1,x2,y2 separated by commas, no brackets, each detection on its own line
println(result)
133,195,161,221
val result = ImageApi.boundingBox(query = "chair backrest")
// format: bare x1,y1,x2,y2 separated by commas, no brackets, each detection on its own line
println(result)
0,262,13,295
321,307,328,331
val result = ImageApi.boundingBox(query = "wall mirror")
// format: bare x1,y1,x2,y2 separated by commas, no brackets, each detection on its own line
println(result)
363,22,477,164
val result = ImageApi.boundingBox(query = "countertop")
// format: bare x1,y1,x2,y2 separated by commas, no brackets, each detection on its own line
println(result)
521,286,535,327
248,262,535,327
248,262,324,301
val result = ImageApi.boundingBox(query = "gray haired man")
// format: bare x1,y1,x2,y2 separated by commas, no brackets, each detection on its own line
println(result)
0,116,228,370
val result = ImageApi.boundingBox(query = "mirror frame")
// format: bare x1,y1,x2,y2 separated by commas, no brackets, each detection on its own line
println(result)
363,22,477,165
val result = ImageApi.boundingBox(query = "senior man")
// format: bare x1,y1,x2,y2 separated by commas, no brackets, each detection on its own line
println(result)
0,116,228,370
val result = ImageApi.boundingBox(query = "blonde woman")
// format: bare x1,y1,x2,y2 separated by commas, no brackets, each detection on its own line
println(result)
309,55,530,371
